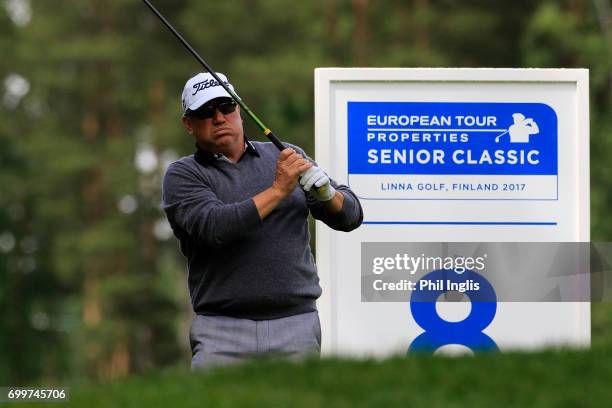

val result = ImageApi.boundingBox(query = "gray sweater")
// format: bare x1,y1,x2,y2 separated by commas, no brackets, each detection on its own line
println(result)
162,141,363,320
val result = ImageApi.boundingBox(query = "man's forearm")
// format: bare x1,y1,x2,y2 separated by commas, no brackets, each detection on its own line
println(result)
253,187,286,220
322,190,344,214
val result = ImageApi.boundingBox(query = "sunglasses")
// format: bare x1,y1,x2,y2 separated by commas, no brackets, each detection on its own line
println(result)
187,100,237,120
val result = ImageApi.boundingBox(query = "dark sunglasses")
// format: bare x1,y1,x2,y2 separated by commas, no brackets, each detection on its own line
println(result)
187,100,237,119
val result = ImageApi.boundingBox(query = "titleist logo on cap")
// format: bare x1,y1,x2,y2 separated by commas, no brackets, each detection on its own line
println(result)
192,79,230,96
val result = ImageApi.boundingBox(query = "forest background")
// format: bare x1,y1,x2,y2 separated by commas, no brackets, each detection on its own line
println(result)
0,0,610,384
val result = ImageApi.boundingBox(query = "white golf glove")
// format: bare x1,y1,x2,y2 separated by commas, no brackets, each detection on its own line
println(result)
299,166,336,201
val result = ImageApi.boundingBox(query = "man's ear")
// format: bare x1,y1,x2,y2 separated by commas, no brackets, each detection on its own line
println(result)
181,116,194,135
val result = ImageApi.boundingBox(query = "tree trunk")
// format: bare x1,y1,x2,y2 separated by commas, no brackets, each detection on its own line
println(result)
325,0,339,63
352,0,369,66
414,0,430,50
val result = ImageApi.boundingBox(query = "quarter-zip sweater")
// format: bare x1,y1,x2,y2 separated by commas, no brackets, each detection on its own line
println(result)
162,141,363,320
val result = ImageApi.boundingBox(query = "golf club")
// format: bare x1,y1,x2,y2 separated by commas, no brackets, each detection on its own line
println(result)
141,0,286,152
494,130,509,142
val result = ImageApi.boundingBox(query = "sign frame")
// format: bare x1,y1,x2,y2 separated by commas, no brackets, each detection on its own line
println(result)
314,68,590,355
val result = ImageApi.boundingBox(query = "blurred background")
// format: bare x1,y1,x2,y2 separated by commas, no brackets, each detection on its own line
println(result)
0,0,610,386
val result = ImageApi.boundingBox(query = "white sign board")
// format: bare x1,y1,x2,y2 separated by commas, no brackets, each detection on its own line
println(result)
315,68,589,356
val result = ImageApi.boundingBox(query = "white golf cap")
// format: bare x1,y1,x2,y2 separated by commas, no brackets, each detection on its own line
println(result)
181,72,238,114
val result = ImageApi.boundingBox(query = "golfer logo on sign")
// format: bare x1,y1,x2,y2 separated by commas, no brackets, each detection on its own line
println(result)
495,113,540,143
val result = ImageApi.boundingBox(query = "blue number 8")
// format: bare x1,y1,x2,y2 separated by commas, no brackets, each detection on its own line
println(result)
408,269,498,354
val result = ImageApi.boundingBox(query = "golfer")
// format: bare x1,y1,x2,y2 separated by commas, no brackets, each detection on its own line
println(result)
162,72,363,369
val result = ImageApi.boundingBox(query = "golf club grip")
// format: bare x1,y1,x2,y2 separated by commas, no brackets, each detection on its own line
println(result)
264,130,286,151
265,130,325,194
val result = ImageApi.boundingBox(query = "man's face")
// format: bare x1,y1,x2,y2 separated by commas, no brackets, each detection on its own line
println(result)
182,97,243,153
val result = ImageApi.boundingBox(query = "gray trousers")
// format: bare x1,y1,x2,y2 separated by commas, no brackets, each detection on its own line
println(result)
189,311,321,370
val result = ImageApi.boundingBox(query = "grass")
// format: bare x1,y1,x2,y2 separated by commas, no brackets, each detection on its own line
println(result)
6,346,611,408
9,303,612,407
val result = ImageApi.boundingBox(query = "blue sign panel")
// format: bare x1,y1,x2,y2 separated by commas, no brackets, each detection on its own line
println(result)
347,102,558,175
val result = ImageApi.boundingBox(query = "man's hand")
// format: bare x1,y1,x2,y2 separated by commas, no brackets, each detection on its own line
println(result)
254,150,344,220
299,166,336,201
272,148,313,198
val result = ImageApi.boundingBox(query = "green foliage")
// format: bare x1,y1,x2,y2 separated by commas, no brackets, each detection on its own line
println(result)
8,346,612,407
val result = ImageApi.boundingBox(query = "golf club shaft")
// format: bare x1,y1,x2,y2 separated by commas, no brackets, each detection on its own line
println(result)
141,0,285,151
495,130,509,142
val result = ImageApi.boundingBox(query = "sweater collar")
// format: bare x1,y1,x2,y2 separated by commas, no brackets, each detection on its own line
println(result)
194,135,260,166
